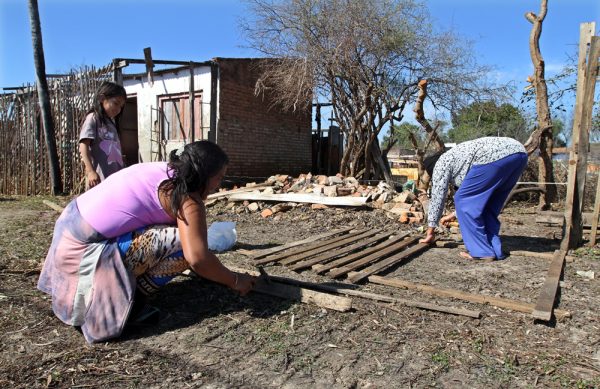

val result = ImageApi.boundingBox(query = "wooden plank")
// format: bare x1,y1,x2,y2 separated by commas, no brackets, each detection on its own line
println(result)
252,281,353,312
42,199,65,213
207,182,271,199
328,236,419,279
228,192,368,207
239,227,354,259
590,172,600,245
255,228,366,266
532,250,568,321
347,241,431,283
314,232,411,275
226,267,352,312
280,228,381,266
289,230,396,272
562,23,597,250
367,275,570,320
509,250,574,263
263,273,480,318
574,36,600,242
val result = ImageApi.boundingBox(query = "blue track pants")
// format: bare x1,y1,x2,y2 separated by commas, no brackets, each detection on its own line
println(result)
454,153,528,259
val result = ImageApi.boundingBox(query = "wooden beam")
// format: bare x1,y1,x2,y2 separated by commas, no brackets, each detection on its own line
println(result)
328,236,419,279
208,183,272,199
367,275,570,320
260,273,480,318
347,241,431,283
590,172,600,245
143,47,154,86
532,250,568,321
509,250,574,263
188,63,195,142
562,23,597,250
315,232,411,275
289,230,396,271
42,199,64,213
252,280,352,312
255,228,364,266
225,267,352,312
228,192,368,207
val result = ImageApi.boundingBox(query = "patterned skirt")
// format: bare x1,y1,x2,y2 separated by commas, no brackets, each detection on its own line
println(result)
38,201,189,343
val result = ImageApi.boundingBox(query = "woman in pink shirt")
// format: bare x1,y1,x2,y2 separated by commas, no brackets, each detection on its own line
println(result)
38,141,256,343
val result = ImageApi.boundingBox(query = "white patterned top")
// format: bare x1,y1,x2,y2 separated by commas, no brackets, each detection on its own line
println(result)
428,137,526,227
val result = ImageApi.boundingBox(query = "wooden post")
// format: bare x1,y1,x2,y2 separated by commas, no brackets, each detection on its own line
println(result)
143,47,154,87
561,23,597,250
189,62,195,142
589,171,600,246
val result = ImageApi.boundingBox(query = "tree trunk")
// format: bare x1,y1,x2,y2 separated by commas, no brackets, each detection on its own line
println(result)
413,79,445,191
28,0,62,195
524,0,555,210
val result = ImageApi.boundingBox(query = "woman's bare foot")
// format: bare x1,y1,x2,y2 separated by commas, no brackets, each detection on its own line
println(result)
459,251,495,262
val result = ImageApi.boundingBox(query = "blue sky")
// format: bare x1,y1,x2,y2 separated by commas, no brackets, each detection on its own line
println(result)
1,0,598,117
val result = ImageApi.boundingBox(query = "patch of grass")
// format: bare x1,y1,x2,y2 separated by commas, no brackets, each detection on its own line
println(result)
432,351,450,371
472,336,484,353
573,246,600,260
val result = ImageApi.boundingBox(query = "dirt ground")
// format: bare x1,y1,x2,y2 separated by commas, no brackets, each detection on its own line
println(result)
1,195,599,388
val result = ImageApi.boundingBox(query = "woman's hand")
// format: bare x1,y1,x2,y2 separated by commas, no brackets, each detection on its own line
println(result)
419,227,436,244
231,272,256,296
440,212,456,226
86,170,101,188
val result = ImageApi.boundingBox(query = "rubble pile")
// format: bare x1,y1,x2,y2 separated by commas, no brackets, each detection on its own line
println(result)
216,173,428,224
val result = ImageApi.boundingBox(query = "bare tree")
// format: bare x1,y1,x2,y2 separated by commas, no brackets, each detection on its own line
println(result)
522,0,556,209
28,0,62,194
243,0,506,181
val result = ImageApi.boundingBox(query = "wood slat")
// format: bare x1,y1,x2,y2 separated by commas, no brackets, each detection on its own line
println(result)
328,236,418,279
367,275,571,320
226,267,352,312
244,227,354,259
315,232,411,275
228,192,368,206
289,230,397,272
347,241,430,283
280,228,381,266
532,250,567,321
263,273,480,318
255,228,366,266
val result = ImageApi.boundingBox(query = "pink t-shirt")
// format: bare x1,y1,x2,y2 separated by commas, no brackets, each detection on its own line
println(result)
76,162,175,238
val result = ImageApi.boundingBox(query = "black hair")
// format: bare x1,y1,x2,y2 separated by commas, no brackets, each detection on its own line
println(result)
84,81,127,132
423,151,444,178
159,140,229,220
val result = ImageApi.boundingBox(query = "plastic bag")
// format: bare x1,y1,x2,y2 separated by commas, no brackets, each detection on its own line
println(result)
207,221,237,252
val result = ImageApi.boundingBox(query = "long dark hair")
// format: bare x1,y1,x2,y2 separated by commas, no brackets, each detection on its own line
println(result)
423,151,444,178
159,141,229,220
84,81,127,132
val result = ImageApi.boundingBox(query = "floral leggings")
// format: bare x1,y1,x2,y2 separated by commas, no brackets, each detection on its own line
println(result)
118,225,189,296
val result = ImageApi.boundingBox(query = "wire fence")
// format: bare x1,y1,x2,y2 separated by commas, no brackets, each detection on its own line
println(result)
0,65,113,195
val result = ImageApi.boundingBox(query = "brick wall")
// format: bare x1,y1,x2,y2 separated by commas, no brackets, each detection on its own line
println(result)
215,58,312,177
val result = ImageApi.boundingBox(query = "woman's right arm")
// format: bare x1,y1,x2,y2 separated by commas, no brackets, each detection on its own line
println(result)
79,140,100,188
177,197,255,295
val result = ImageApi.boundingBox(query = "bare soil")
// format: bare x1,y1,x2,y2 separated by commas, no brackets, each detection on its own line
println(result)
1,195,599,388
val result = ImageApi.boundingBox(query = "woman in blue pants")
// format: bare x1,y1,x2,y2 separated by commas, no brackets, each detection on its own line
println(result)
419,137,528,260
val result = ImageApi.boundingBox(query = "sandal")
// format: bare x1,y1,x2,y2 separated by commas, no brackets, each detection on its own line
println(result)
459,251,495,263
128,303,161,327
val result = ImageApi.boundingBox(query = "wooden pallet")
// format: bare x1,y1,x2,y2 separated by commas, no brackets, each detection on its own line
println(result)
252,227,430,282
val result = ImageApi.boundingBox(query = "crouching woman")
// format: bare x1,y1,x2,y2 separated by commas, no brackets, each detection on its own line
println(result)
38,140,255,343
